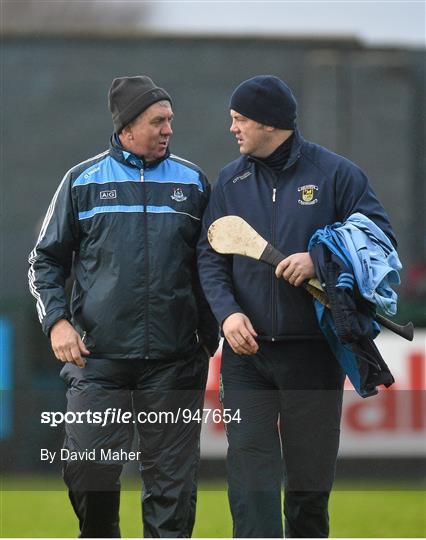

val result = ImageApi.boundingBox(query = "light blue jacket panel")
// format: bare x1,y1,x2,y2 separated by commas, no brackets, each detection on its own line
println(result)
333,213,401,315
310,212,401,316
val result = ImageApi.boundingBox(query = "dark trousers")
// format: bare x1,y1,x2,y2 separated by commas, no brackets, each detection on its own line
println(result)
60,349,208,538
221,340,344,538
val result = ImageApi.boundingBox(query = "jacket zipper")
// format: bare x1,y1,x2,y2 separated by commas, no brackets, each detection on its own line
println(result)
250,149,301,341
271,184,277,341
141,167,150,359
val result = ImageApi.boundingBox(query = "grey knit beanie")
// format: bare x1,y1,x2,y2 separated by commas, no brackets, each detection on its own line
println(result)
108,76,172,133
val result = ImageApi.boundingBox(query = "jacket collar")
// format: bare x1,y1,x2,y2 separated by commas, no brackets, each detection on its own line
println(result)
109,134,170,169
285,125,304,169
248,125,304,171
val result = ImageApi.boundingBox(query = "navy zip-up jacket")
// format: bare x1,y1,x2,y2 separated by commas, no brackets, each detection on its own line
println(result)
197,127,396,340
29,136,219,359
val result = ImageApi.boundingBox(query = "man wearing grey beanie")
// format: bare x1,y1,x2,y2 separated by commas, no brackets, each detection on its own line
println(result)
198,75,396,537
29,75,219,537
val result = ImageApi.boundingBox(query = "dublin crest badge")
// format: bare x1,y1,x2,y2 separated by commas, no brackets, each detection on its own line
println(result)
171,188,187,202
298,184,318,205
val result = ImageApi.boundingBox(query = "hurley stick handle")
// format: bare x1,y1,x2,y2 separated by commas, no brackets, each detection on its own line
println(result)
260,243,286,267
375,314,414,341
260,243,414,341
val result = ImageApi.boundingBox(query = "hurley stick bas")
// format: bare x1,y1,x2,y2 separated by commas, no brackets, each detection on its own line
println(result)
207,215,414,341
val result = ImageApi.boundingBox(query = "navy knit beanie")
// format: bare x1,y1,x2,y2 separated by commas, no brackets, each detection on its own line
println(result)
229,75,297,129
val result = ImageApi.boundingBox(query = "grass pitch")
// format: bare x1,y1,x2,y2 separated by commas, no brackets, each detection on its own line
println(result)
1,476,425,537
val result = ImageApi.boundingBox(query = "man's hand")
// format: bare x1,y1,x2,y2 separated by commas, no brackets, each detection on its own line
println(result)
50,319,90,369
222,313,258,355
275,252,315,287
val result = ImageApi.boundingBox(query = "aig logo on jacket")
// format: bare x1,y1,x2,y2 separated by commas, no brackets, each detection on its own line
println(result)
100,190,117,199
298,184,318,205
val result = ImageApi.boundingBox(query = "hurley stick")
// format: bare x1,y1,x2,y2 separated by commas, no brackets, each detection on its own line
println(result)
207,215,414,341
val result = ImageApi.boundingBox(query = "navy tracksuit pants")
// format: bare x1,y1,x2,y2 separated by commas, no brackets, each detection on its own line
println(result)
60,349,208,538
221,339,344,538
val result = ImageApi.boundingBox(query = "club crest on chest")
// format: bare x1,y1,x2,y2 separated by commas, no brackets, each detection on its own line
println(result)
171,188,187,202
298,184,318,205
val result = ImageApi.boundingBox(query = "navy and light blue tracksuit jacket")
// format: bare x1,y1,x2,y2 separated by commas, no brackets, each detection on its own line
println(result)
28,136,218,359
197,127,397,340
308,213,400,396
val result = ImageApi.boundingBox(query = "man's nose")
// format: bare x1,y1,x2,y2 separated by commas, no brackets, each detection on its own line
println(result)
230,121,238,133
162,122,173,136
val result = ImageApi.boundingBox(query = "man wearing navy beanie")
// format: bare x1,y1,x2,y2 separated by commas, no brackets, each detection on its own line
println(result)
198,75,396,537
230,75,297,130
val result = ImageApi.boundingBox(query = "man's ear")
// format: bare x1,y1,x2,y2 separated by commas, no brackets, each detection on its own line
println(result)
120,124,133,141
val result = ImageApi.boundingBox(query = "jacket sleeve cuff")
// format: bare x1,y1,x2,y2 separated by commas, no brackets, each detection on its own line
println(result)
215,304,245,328
42,311,71,337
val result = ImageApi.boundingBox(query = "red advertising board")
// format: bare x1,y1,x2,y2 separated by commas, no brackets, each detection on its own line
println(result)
201,331,425,457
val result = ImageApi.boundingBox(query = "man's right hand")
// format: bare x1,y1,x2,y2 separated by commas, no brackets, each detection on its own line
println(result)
222,313,259,355
50,319,90,369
